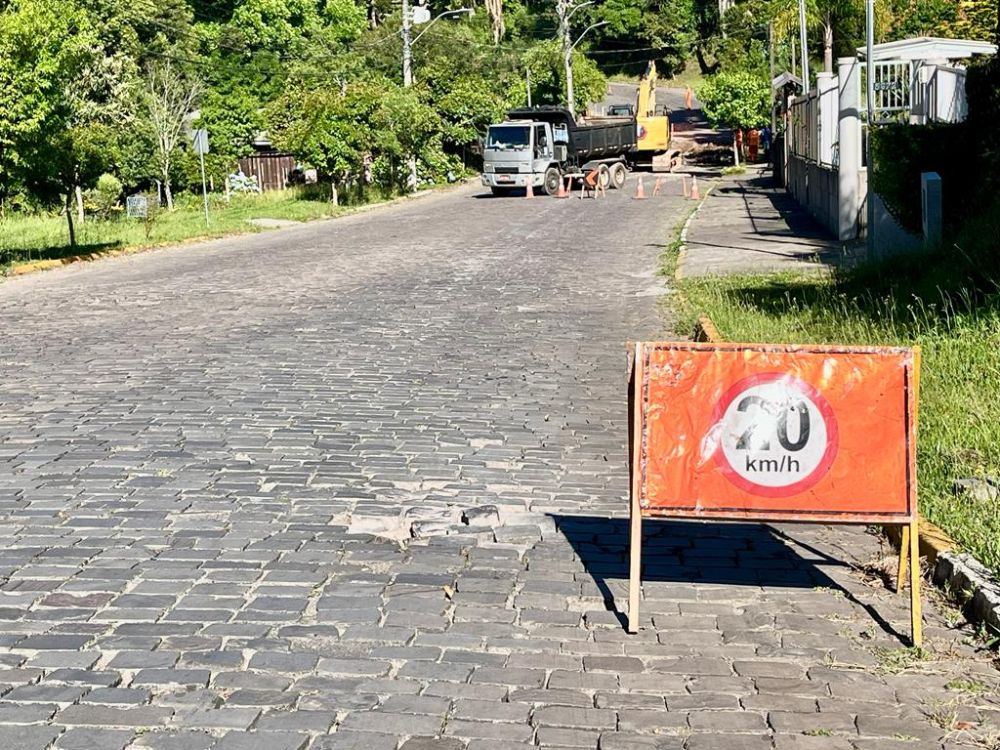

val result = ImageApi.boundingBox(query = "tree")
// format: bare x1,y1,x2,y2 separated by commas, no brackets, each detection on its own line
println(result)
141,60,201,210
485,0,505,44
522,39,606,115
268,81,373,203
698,71,770,164
0,0,123,242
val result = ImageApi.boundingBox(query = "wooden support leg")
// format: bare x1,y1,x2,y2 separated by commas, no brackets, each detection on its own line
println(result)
909,518,923,647
896,523,910,593
628,490,642,634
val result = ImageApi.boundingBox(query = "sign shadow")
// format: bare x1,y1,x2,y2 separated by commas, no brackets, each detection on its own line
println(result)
549,514,905,642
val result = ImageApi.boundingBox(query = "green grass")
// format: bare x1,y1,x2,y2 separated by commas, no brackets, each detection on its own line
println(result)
662,60,708,90
667,205,1000,577
0,187,388,269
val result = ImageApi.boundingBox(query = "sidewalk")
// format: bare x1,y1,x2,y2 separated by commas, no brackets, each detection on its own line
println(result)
679,168,852,278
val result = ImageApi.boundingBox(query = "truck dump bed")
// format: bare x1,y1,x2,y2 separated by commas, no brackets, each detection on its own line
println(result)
506,107,636,165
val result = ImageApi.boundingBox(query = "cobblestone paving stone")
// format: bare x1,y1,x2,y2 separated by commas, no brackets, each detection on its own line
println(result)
0,181,997,750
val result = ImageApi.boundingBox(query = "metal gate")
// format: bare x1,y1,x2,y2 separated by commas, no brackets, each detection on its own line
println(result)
861,61,914,123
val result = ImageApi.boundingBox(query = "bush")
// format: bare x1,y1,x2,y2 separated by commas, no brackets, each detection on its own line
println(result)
85,173,123,220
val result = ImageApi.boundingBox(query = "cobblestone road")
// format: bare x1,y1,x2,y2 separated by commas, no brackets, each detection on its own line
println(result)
0,182,997,750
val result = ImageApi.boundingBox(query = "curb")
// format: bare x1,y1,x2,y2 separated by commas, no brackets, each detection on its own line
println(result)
695,312,1000,636
4,179,471,280
675,181,713,282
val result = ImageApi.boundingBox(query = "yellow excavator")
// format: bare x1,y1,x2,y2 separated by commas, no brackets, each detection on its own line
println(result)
633,61,680,171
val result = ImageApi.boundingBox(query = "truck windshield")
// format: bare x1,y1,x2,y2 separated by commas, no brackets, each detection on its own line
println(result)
486,126,530,149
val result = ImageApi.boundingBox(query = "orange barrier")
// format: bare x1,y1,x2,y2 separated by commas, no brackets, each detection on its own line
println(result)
627,341,923,645
580,169,604,199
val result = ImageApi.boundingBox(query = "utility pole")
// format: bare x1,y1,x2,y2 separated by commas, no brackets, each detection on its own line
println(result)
798,0,810,93
769,21,776,134
557,0,574,114
865,0,875,257
526,67,532,106
401,0,416,191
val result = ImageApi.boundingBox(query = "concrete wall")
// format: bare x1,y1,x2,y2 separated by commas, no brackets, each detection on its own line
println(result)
787,154,839,237
870,191,922,260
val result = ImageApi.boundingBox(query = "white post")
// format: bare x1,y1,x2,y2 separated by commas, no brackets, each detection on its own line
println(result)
921,171,942,250
816,72,836,166
199,150,209,227
837,56,861,241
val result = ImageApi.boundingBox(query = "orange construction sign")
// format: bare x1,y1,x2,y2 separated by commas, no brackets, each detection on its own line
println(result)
629,341,919,523
626,340,924,645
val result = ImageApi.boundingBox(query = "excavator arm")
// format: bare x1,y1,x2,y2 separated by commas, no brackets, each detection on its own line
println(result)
636,61,658,118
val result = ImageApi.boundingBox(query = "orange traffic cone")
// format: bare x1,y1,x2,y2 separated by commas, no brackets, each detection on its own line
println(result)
681,175,689,198
690,175,701,201
526,179,534,199
556,175,569,198
634,176,646,200
652,176,663,196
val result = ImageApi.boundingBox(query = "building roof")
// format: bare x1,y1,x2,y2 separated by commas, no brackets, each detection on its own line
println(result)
857,36,997,62
771,72,802,90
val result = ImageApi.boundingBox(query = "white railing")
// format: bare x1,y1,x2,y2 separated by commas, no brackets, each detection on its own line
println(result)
788,81,839,167
926,65,968,122
860,61,914,123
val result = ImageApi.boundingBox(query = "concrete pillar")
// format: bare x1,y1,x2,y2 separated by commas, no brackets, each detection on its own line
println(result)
836,57,862,241
921,171,942,250
816,72,836,166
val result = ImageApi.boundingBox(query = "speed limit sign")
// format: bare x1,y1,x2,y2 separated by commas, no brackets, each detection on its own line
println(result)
631,341,917,521
713,373,839,497
627,340,923,645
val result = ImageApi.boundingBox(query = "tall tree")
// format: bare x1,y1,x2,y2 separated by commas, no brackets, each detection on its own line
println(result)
0,0,123,241
141,60,202,210
486,0,505,44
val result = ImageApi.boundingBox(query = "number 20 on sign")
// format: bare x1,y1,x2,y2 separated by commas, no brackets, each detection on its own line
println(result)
627,341,923,645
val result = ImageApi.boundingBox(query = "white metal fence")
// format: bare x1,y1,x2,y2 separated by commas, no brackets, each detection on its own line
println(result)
788,82,839,167
860,61,914,123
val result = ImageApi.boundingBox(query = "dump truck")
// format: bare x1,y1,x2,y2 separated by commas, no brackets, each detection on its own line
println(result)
480,64,680,196
481,106,636,196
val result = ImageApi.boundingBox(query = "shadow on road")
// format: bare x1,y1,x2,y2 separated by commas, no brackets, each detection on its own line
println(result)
550,514,905,642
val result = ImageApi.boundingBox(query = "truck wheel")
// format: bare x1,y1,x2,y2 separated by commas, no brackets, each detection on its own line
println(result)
543,167,562,196
490,187,511,197
609,162,628,190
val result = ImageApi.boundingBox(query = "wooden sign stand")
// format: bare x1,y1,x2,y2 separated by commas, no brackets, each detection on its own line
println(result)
626,342,923,647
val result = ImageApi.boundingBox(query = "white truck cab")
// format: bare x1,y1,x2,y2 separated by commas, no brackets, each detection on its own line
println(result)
481,120,568,196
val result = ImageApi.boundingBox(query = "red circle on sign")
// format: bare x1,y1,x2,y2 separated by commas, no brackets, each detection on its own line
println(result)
710,372,839,497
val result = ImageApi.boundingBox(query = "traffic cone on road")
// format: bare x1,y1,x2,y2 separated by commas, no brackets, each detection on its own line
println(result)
526,179,534,199
556,175,569,198
634,176,646,200
681,175,689,198
690,175,701,201
652,176,663,196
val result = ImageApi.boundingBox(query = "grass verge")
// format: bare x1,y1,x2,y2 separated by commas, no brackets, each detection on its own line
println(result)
664,205,1000,577
0,187,397,272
